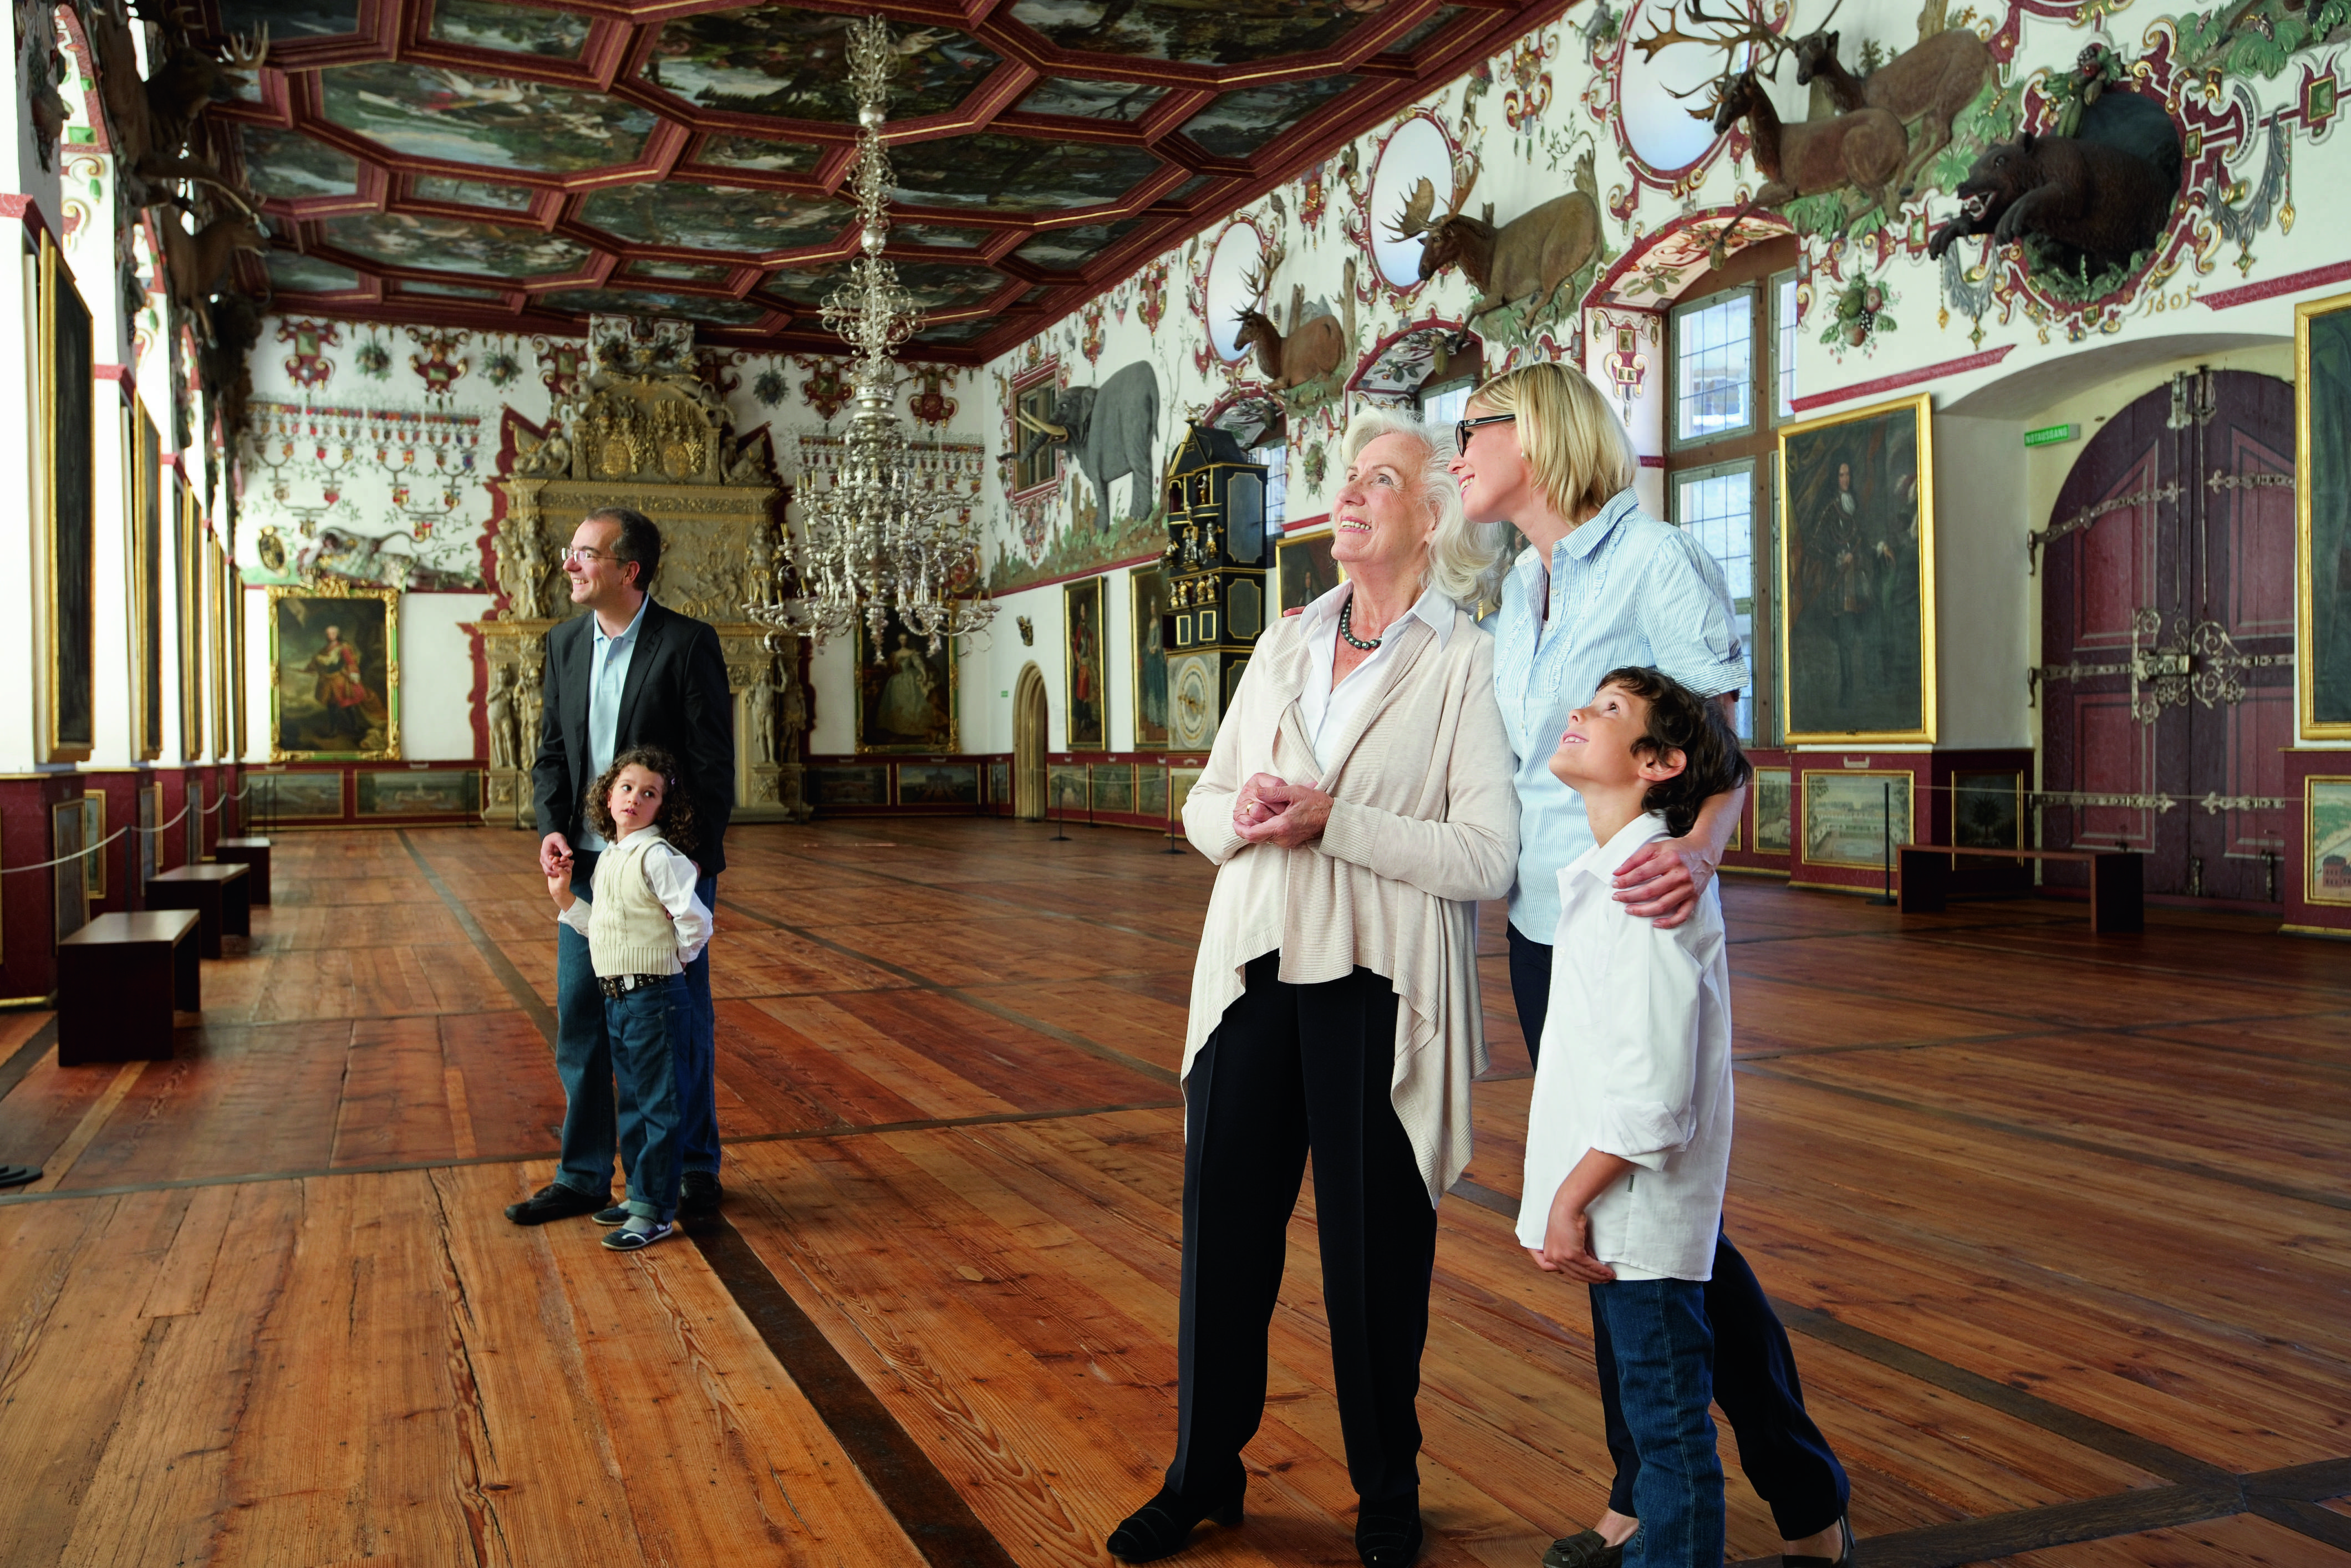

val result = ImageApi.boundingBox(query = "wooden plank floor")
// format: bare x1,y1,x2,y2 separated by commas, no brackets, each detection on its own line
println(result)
1,819,2345,1567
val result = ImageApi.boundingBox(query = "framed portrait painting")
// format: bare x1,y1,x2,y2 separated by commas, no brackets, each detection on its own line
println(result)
39,231,95,764
1278,530,1342,613
131,409,164,761
1131,564,1171,746
854,607,956,753
179,487,204,760
1778,393,1936,744
2298,291,2351,738
1065,575,1107,750
269,584,400,761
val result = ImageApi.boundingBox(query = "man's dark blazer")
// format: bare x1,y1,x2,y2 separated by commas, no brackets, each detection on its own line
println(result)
532,596,736,875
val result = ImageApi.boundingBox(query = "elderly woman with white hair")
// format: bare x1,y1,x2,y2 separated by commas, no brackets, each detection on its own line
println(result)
1106,410,1515,1568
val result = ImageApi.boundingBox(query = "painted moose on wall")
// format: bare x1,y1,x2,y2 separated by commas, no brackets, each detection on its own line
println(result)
1389,150,1603,334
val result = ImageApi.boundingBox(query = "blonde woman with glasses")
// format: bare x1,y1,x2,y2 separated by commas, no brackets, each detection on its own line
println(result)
1108,410,1514,1568
1452,363,1853,1568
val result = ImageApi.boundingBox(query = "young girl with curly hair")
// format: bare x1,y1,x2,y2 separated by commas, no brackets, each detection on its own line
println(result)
547,745,711,1251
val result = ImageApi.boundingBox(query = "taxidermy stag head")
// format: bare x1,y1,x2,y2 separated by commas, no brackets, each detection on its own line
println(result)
1391,147,1602,333
1231,259,1349,390
1704,68,1906,241
1791,3,1993,197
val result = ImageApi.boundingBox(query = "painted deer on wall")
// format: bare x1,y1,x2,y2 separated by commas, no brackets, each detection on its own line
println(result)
1388,149,1603,332
1232,259,1355,390
1708,69,1907,225
1791,0,1994,195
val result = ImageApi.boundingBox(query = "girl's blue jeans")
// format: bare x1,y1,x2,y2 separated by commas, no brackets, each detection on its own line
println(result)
603,973,688,1222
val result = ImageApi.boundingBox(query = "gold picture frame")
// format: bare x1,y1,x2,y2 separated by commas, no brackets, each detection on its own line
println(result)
1065,574,1107,751
1277,529,1344,613
2297,289,2351,740
852,606,958,753
231,553,248,762
130,409,164,760
208,534,230,760
267,581,401,761
1131,563,1171,747
1799,768,1915,870
38,230,95,764
82,792,105,907
179,486,204,761
2308,775,2351,905
1777,392,1936,744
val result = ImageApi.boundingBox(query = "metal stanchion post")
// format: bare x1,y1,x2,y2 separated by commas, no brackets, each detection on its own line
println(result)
1867,777,1897,907
1163,764,1184,853
1050,771,1070,842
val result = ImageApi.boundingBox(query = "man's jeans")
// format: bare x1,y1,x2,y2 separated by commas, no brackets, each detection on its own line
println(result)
554,853,721,1200
605,973,688,1221
1588,1278,1724,1568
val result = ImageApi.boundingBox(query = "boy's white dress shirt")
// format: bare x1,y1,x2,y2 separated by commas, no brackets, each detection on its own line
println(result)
1515,811,1733,1282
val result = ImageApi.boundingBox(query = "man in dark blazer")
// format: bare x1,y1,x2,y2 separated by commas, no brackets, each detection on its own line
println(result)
505,505,736,1227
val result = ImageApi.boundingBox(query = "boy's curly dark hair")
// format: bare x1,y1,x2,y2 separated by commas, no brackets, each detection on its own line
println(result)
584,744,698,858
1597,665,1752,838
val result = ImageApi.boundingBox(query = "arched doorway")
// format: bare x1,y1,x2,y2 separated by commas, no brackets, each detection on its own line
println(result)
1012,663,1048,819
2037,369,2295,903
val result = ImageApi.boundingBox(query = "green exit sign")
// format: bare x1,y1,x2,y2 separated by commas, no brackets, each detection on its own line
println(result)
2024,422,2079,447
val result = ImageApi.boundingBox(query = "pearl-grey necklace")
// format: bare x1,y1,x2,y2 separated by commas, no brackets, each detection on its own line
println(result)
1338,594,1381,650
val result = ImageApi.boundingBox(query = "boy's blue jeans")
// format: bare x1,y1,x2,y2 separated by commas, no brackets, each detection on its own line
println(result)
552,856,720,1202
603,973,688,1221
1588,1278,1724,1568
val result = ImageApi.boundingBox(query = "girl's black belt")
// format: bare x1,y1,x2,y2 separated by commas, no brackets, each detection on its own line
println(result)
597,972,669,998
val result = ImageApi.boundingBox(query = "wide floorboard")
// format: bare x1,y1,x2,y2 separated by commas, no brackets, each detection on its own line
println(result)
0,819,2344,1567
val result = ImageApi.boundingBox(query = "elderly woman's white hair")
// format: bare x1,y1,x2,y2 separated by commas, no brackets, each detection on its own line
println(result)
1339,407,1514,614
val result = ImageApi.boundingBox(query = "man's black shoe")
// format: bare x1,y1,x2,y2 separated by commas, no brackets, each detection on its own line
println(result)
680,1171,722,1220
505,1183,608,1225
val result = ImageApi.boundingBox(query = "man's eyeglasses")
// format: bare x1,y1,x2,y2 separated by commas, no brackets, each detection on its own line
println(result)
1455,413,1515,456
560,546,618,566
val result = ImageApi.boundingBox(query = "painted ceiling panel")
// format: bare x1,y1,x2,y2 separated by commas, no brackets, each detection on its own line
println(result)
207,0,1559,359
428,0,594,59
1010,0,1395,64
321,62,659,172
643,8,1001,121
889,133,1161,210
576,182,847,256
322,214,593,277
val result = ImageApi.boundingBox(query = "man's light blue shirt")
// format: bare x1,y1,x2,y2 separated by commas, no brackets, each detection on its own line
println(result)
1493,488,1749,941
576,593,652,852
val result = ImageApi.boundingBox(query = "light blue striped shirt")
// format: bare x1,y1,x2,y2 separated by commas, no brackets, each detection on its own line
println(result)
576,593,651,852
1493,489,1749,940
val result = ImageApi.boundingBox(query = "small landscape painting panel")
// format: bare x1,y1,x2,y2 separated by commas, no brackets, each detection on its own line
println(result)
1752,767,1792,854
1171,766,1203,823
2300,294,2351,737
81,795,105,906
1066,576,1108,750
898,763,981,805
855,609,956,753
1048,764,1088,813
813,766,890,806
1138,765,1169,820
358,770,479,816
1132,564,1171,746
270,587,399,760
138,786,158,886
2308,777,2351,905
1953,770,2024,852
1780,394,1933,742
1091,763,1134,814
1801,770,1913,870
989,761,1010,805
1278,531,1342,613
256,771,348,819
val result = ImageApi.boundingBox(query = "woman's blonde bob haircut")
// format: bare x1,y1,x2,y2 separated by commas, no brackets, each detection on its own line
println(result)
1468,362,1638,522
1339,408,1513,614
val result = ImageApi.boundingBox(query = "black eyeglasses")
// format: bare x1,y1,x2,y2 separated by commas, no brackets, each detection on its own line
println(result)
1456,413,1515,455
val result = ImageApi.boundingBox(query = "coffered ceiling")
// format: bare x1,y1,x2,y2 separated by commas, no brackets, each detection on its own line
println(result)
201,0,1568,361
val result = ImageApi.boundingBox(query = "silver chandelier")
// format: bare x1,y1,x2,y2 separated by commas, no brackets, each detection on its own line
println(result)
752,13,992,656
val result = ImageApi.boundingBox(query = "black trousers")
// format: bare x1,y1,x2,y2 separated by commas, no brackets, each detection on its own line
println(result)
1508,926,1850,1540
1168,953,1437,1510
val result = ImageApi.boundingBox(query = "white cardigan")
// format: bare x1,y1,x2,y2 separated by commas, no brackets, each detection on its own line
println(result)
1181,594,1519,1203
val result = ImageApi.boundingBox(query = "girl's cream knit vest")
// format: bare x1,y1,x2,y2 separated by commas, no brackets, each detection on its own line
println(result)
587,829,686,978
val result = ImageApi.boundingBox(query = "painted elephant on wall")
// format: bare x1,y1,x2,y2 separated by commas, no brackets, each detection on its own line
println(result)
1017,360,1161,525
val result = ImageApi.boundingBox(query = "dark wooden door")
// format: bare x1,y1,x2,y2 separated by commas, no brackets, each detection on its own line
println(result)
2037,369,2294,904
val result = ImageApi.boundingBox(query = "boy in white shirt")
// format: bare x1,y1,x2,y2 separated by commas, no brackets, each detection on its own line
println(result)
1518,666,1750,1568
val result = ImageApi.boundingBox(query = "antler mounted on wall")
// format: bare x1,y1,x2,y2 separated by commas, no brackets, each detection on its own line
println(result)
1634,0,1792,118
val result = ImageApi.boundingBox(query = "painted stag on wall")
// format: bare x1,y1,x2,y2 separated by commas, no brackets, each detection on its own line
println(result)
1388,149,1603,333
1790,0,1994,195
1231,259,1356,391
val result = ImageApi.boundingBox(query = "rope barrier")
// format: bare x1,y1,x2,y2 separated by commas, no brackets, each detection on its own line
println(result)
0,778,254,875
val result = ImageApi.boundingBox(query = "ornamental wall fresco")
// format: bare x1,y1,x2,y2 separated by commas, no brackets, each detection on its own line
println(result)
975,0,2348,597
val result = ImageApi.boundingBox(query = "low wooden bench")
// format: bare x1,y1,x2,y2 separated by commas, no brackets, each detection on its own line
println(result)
213,836,272,905
1899,844,2144,933
57,910,201,1065
145,863,252,959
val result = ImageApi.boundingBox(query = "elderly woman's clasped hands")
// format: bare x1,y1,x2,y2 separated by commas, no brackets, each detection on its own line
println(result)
1232,772,1332,848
